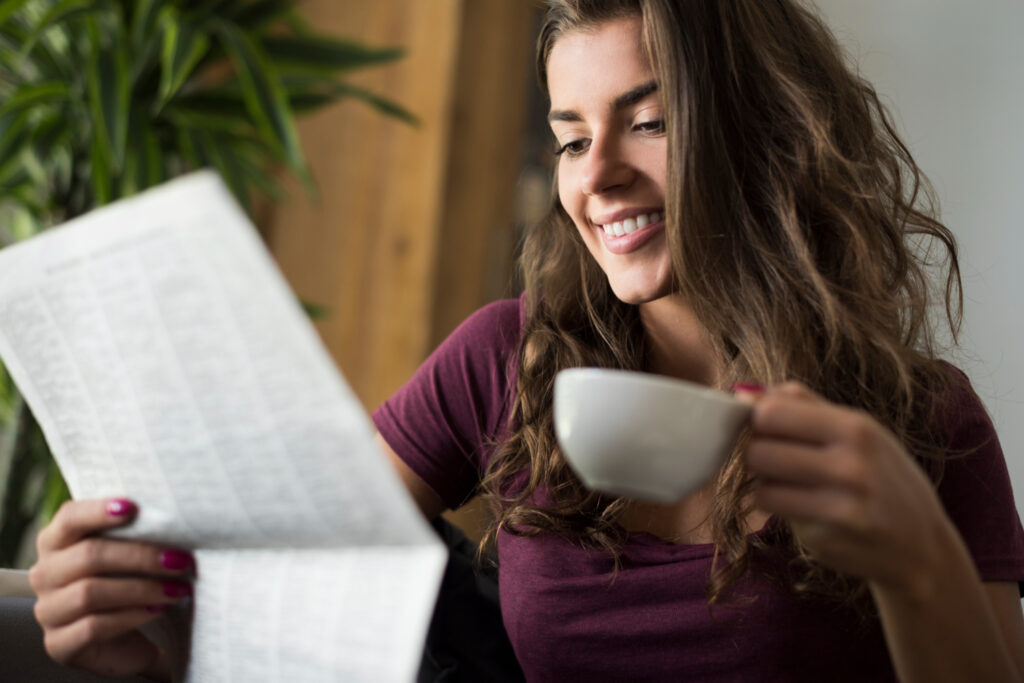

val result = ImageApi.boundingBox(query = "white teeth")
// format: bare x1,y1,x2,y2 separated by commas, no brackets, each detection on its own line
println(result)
597,211,663,236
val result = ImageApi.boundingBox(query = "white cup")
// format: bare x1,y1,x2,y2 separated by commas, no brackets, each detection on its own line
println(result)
554,368,752,503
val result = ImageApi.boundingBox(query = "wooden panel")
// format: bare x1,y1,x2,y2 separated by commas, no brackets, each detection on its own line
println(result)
268,0,463,410
266,2,540,540
430,1,537,347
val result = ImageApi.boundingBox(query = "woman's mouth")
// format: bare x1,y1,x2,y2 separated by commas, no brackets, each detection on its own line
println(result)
593,210,665,255
595,210,663,237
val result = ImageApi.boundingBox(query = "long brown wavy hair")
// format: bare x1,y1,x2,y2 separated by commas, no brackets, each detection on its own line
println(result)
479,0,964,612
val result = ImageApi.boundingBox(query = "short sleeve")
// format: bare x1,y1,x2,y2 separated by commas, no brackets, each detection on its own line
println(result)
935,365,1024,587
372,298,522,510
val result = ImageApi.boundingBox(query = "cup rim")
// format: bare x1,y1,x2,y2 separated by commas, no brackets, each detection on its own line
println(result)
555,367,742,408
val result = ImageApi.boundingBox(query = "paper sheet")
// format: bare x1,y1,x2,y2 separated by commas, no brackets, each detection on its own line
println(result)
0,172,446,682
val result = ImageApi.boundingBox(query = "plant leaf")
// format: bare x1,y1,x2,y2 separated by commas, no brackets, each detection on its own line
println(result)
84,14,130,173
89,131,112,205
18,0,108,61
157,10,210,110
226,0,295,34
29,110,70,166
262,35,404,74
181,0,236,27
31,0,105,32
300,300,330,320
327,82,419,126
40,458,70,524
0,110,31,171
169,86,250,120
127,105,164,191
0,152,29,189
128,0,164,84
0,81,70,119
214,19,308,182
0,16,70,83
197,129,250,212
129,0,161,52
174,125,203,170
0,0,30,29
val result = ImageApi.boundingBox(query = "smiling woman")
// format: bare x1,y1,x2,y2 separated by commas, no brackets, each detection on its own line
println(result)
25,0,1024,681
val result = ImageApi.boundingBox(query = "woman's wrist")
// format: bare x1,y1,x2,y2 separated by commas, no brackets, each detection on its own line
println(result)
868,493,963,606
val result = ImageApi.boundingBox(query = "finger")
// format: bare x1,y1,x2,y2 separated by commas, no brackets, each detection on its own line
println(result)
35,576,192,627
731,382,766,405
32,538,194,592
43,608,165,670
750,393,853,445
768,380,823,402
36,499,137,554
745,439,868,494
753,479,863,530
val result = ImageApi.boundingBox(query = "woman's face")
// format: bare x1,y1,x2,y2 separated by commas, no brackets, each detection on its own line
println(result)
547,16,671,304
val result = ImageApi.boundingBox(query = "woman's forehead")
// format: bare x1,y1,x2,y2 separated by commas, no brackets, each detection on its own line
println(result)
546,17,653,111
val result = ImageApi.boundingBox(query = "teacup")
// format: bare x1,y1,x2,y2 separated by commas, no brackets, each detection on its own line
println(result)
553,368,752,503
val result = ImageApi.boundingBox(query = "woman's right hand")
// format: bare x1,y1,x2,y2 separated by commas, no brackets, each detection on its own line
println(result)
28,498,194,679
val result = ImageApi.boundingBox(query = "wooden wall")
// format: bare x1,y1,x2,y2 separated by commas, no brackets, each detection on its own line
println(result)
266,1,540,536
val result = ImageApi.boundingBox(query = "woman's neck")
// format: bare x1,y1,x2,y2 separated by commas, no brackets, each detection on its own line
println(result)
639,294,722,388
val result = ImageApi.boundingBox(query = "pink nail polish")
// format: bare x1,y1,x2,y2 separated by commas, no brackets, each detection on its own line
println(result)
163,581,193,599
146,605,168,614
106,499,137,517
160,550,194,571
731,382,765,394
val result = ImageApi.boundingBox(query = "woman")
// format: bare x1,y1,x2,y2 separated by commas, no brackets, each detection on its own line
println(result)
29,1,1024,680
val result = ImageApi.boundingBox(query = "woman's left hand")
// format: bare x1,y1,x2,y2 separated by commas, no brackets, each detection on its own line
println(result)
738,381,952,593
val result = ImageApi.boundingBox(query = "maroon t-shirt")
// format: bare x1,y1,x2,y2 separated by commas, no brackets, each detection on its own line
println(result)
372,298,1024,682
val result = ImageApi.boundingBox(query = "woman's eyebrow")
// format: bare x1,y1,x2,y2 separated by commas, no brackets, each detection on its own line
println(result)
548,80,659,123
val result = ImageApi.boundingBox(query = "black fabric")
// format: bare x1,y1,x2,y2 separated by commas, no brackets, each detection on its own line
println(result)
418,518,525,683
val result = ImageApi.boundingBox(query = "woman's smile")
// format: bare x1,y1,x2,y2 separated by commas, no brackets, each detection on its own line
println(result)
591,208,665,254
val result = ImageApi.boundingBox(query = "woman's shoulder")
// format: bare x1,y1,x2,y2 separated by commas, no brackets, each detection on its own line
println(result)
929,361,1024,580
453,295,525,340
437,295,526,369
931,360,995,447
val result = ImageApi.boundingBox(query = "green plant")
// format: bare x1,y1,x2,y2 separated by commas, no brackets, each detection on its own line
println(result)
0,0,413,567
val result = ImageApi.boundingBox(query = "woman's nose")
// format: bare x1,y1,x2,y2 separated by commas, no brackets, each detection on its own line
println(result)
581,135,634,195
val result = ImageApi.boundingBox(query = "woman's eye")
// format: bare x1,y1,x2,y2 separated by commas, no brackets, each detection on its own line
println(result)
635,119,666,135
555,139,589,157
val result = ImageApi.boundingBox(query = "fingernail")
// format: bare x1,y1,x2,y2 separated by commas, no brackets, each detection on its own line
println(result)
731,383,765,394
163,581,193,599
160,550,194,571
106,499,137,517
146,605,168,614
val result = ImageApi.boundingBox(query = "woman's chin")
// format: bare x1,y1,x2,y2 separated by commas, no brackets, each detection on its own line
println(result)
608,281,674,306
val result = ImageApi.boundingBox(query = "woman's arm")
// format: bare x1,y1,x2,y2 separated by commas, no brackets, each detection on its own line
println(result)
738,382,1023,682
868,528,1022,681
375,432,447,521
988,582,1024,675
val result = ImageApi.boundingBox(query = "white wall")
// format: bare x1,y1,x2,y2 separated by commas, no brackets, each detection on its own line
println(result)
811,0,1024,514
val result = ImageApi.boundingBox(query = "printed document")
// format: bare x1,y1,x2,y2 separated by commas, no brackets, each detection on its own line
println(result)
0,171,446,682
